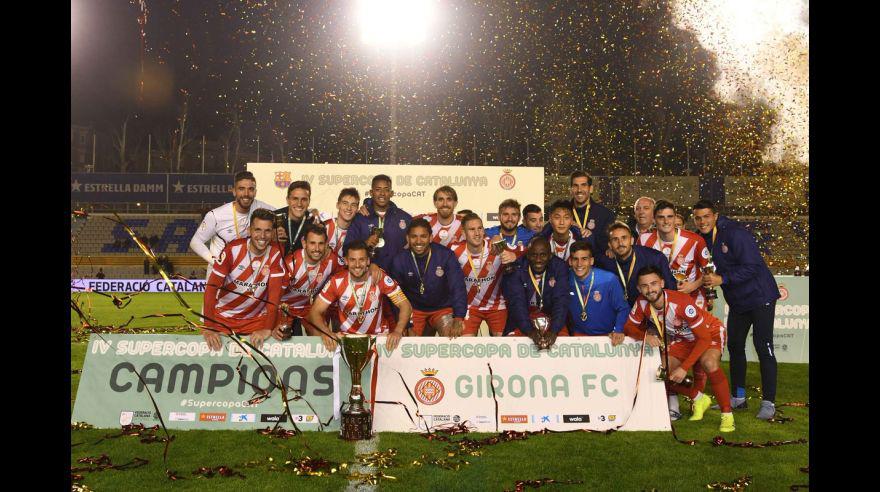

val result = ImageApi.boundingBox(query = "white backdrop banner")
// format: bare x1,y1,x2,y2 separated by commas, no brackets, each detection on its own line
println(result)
371,338,670,432
247,163,545,227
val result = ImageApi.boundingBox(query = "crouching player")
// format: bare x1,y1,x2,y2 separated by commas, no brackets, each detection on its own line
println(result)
308,241,413,352
276,224,345,338
624,265,735,432
202,208,285,350
501,236,569,347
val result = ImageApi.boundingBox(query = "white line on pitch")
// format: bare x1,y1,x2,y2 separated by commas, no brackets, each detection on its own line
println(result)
345,435,379,492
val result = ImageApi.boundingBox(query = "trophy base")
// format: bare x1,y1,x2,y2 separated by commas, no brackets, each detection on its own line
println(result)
340,411,373,441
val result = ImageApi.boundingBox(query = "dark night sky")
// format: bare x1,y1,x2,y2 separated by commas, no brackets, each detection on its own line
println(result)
70,1,803,175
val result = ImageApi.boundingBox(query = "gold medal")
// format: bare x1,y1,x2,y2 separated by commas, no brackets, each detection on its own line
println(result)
573,270,595,324
376,238,385,249
419,283,425,295
357,312,365,323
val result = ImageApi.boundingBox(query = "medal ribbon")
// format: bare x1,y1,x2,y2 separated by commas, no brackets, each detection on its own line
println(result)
466,240,488,295
573,270,595,322
245,244,270,291
527,265,545,308
231,203,243,239
615,250,637,300
287,212,307,247
664,228,680,264
351,275,373,322
648,291,667,342
572,201,591,231
411,248,432,295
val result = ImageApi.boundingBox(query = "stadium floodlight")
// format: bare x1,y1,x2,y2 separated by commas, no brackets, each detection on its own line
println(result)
357,0,433,49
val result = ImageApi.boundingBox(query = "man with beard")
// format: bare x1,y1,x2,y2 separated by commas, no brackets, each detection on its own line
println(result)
202,208,285,351
501,236,569,347
565,241,629,344
309,241,413,352
485,199,536,248
343,175,412,270
276,224,346,339
522,204,544,233
640,200,710,308
693,199,780,420
595,221,702,420
595,222,677,306
324,187,360,259
386,218,467,338
413,186,464,247
624,265,735,433
629,196,656,245
274,181,324,256
449,213,520,336
540,171,615,255
190,171,276,273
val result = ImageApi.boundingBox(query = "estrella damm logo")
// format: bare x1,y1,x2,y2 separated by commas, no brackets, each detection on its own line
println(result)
414,368,445,406
274,171,293,189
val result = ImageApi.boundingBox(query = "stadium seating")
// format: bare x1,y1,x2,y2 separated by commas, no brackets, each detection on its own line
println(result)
74,214,201,255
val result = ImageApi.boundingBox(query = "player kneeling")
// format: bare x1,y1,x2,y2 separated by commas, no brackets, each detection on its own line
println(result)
624,265,735,433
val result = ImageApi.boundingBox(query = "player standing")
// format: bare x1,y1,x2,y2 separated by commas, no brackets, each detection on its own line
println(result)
190,171,275,274
640,200,710,308
449,213,520,337
413,186,464,247
324,187,360,259
276,224,345,338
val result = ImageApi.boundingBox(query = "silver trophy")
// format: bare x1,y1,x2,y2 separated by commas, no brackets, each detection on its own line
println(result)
656,366,694,387
704,257,718,301
339,334,376,440
532,315,552,349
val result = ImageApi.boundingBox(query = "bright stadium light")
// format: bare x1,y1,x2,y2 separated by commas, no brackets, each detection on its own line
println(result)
358,0,433,48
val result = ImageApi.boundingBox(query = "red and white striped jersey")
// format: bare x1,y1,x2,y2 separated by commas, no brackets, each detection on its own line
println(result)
280,249,346,315
322,217,350,259
550,233,577,261
318,270,406,334
627,290,724,344
414,212,463,247
640,228,709,306
450,239,509,311
209,238,285,320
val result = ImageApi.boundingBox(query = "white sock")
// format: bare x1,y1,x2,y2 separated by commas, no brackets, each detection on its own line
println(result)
693,391,703,401
668,394,680,413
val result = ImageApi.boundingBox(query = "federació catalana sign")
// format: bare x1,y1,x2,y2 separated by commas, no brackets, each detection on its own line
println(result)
72,335,357,430
372,338,670,432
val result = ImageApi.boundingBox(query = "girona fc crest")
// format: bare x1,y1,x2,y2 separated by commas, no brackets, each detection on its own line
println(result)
499,169,516,190
274,171,293,189
414,368,445,405
778,284,789,301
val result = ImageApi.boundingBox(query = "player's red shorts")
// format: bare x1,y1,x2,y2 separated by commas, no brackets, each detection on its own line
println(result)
410,307,453,336
212,312,268,335
667,334,725,362
463,308,507,336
